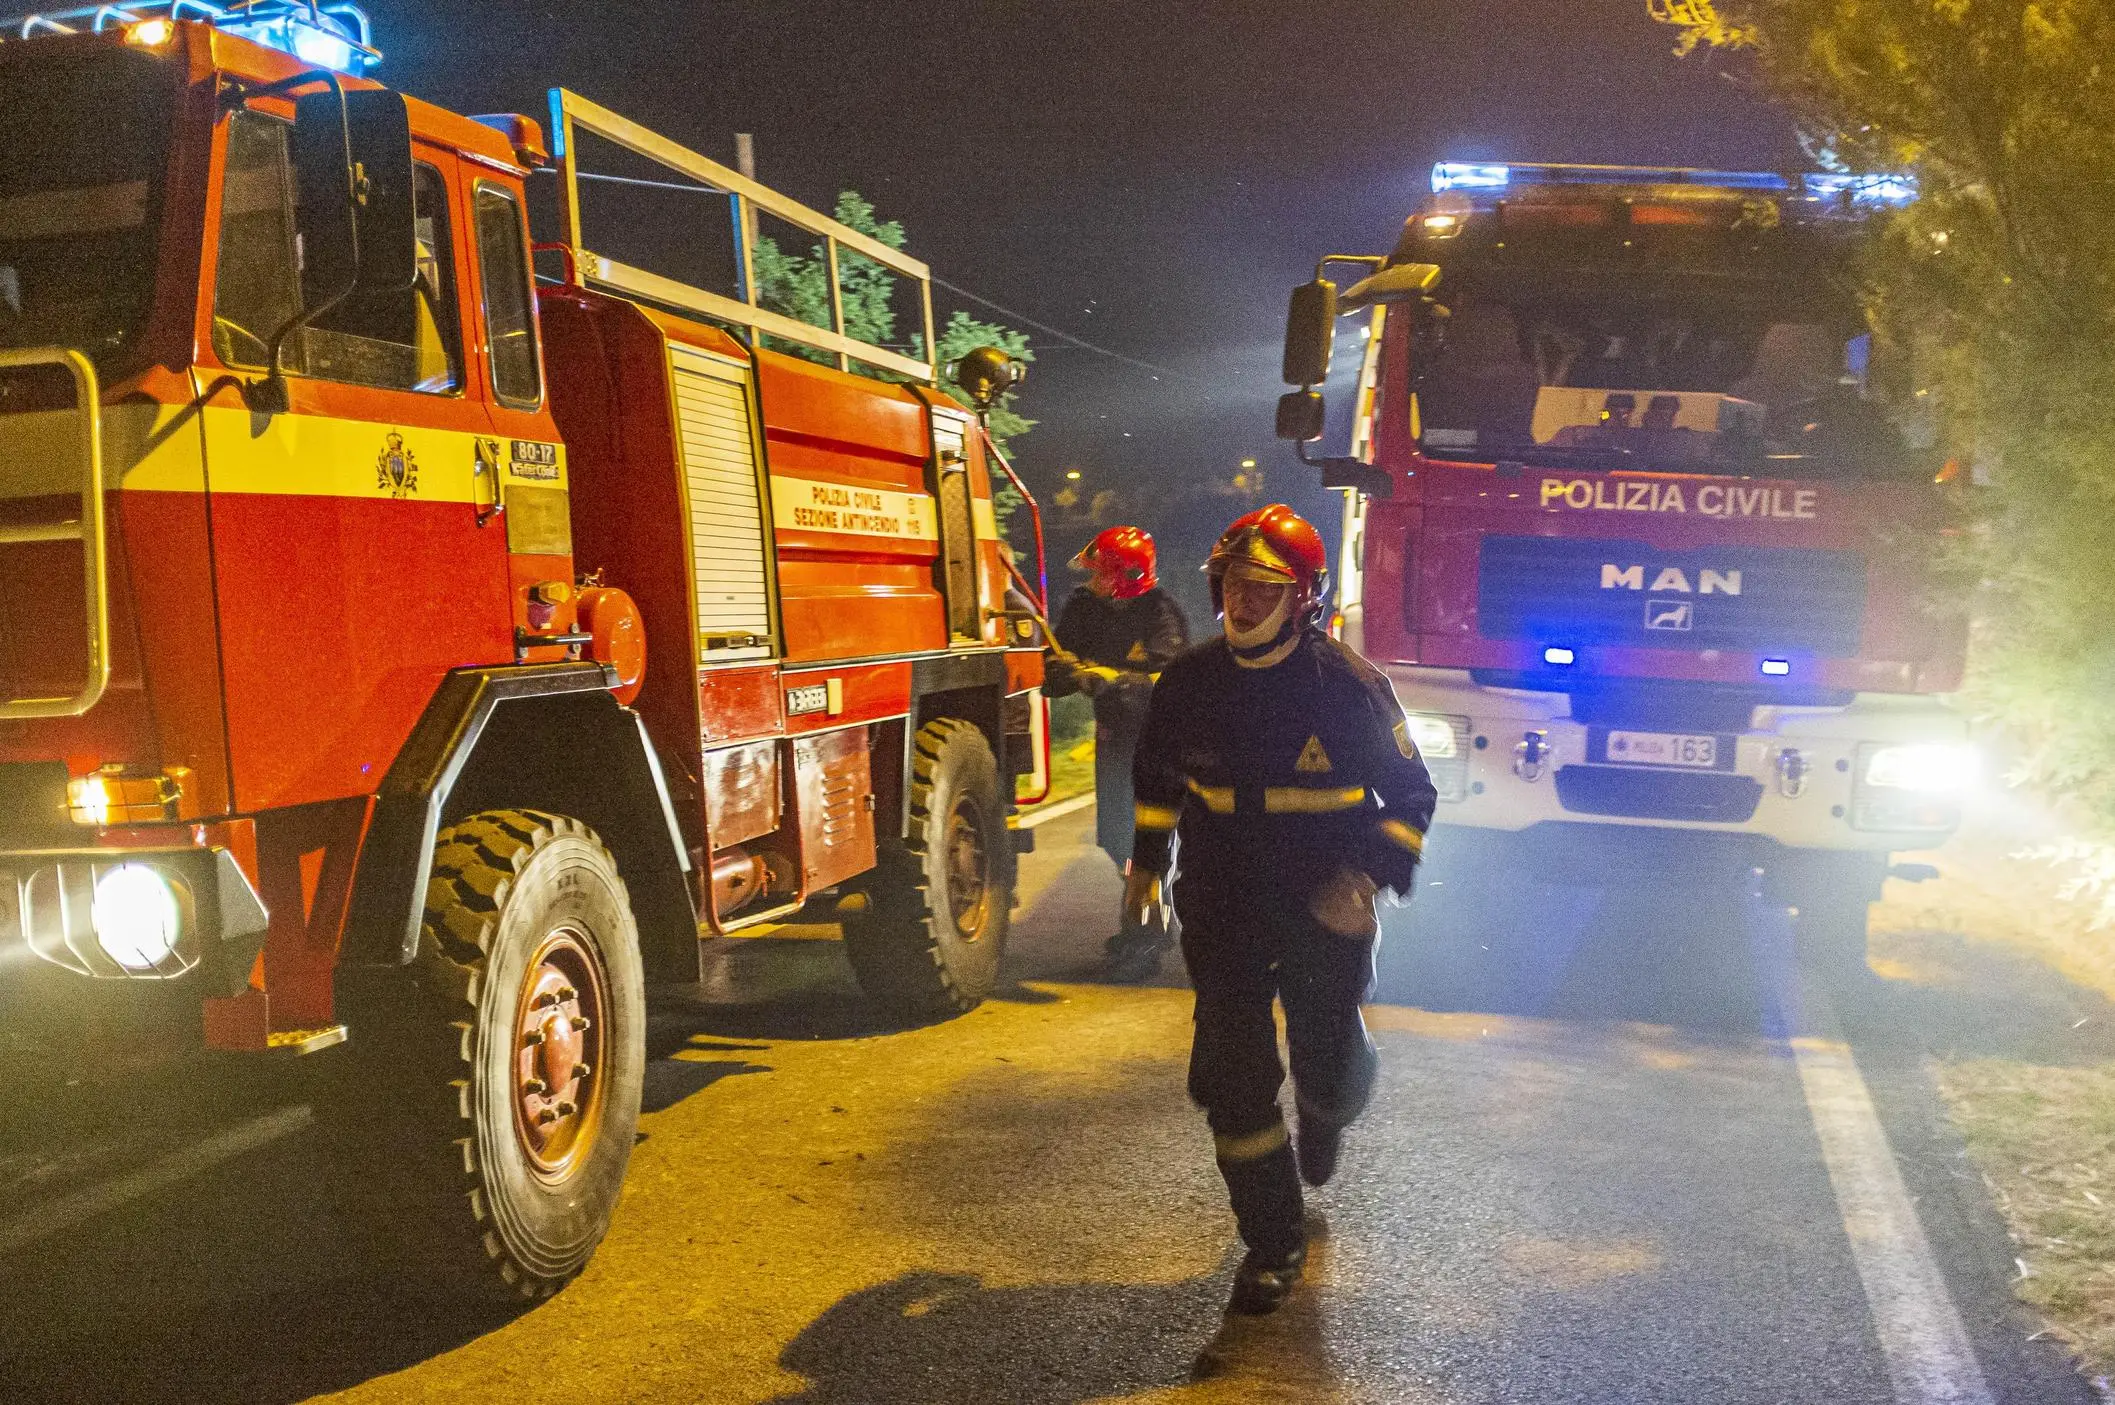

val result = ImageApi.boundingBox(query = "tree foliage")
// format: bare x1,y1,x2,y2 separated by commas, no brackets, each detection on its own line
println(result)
750,192,1035,455
1693,1,2115,823
1647,0,1759,54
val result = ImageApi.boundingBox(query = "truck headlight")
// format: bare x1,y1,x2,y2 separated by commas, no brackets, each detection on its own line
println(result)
1863,743,1977,792
90,864,186,973
1852,742,1975,834
1404,713,1463,761
1404,713,1471,802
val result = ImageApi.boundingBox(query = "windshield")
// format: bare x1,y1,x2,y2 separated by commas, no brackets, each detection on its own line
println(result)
0,46,175,369
1411,289,1930,481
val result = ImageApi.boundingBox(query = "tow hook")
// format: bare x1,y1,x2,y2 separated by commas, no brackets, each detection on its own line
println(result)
1775,747,1809,798
1513,730,1550,783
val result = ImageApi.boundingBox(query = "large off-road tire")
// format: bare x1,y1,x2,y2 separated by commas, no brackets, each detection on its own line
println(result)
1784,852,1887,987
1793,888,1876,986
844,719,1012,1020
324,809,646,1300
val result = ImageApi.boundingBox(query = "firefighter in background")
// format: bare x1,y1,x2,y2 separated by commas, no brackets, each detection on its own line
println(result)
1044,525,1191,980
1125,505,1436,1314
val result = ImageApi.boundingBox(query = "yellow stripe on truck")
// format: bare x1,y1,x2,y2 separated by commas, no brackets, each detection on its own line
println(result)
187,407,541,503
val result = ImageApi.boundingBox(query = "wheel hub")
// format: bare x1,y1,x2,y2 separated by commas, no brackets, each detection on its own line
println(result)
944,797,990,940
512,927,607,1180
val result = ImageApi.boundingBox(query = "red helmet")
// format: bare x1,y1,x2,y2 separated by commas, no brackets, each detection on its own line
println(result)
1204,505,1328,620
1071,525,1158,599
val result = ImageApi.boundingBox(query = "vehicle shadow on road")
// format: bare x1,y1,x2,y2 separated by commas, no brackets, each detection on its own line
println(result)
1380,869,1773,1037
0,1190,525,1405
1853,924,2115,1066
763,1261,1343,1405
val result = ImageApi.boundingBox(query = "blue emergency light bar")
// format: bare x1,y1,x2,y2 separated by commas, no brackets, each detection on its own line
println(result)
1432,161,1917,210
1800,171,1918,209
0,1,378,71
1432,162,1792,194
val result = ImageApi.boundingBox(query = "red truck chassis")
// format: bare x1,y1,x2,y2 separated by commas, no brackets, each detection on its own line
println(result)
0,7,1046,1295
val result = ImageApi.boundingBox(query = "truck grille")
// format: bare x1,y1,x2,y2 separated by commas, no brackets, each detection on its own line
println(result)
1555,764,1763,824
1478,535,1867,656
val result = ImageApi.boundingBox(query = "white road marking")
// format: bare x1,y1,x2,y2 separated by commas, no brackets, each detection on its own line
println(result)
1782,971,1997,1405
0,1105,311,1258
1019,791,1095,829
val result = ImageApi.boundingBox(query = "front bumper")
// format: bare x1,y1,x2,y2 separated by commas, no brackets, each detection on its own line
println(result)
0,845,268,991
1389,668,1966,853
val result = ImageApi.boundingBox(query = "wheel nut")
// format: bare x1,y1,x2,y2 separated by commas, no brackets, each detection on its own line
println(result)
557,986,578,1001
572,1016,591,1032
523,1030,545,1048
532,992,557,1009
556,1102,577,1117
537,1108,559,1125
523,1078,548,1096
573,1063,592,1081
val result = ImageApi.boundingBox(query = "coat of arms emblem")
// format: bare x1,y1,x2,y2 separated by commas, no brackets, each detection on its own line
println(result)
376,431,419,498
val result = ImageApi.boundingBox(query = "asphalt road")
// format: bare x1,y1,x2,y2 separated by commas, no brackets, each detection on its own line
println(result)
0,806,2099,1404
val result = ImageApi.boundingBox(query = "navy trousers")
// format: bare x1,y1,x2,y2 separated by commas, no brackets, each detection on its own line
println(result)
1177,880,1379,1260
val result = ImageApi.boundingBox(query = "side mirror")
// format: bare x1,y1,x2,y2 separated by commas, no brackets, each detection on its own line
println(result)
1275,390,1325,443
1340,262,1441,309
249,86,416,413
1281,279,1338,387
290,87,415,305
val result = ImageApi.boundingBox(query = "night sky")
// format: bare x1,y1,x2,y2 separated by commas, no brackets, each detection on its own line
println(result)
365,0,1796,618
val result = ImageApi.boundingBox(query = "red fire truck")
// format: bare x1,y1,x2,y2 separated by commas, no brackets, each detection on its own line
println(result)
1278,162,1971,969
0,4,1047,1294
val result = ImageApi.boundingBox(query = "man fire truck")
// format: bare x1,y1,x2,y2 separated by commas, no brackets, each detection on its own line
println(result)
0,4,1049,1297
1277,162,1972,971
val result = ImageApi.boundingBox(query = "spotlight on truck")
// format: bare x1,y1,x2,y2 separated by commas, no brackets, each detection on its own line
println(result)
89,864,187,973
1862,743,1977,793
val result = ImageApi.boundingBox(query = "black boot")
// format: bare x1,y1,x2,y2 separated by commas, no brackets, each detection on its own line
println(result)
1228,1244,1307,1315
1215,1135,1306,1312
1102,923,1170,983
1295,1112,1342,1188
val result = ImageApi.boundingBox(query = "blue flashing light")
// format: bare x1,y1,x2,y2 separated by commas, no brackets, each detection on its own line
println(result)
1433,161,1793,196
287,19,357,70
1761,658,1792,677
224,4,375,72
1432,162,1509,193
1802,171,1917,209
3,3,379,72
1542,646,1577,667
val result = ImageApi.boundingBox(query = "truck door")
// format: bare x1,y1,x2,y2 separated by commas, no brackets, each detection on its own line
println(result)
200,114,512,813
464,174,573,656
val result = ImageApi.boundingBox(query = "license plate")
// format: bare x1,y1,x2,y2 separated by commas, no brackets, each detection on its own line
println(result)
1603,729,1721,769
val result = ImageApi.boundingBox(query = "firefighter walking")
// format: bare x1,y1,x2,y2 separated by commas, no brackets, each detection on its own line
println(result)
1125,505,1436,1314
1044,525,1191,980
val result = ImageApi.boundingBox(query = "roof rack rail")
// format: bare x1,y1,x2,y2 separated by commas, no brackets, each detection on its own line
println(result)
0,2,378,70
547,88,935,384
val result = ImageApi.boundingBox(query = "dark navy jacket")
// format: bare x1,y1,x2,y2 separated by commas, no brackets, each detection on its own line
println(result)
1045,585,1189,736
1130,629,1437,899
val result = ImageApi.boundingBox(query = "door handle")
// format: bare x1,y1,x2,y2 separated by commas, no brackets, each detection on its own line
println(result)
473,437,505,526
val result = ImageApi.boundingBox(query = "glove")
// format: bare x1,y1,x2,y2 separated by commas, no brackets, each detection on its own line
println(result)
1309,867,1379,939
1123,868,1168,930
